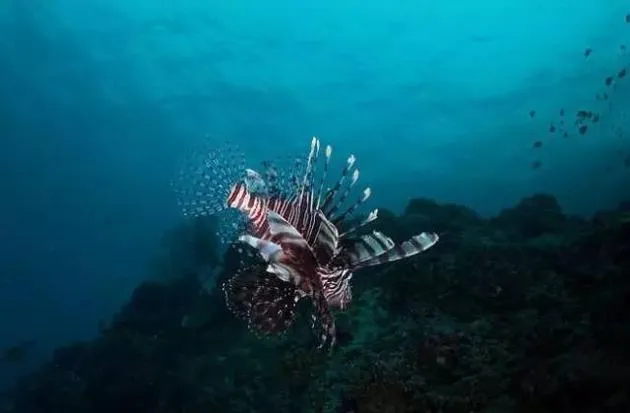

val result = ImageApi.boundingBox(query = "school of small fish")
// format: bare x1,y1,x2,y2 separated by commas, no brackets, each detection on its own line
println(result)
527,12,630,171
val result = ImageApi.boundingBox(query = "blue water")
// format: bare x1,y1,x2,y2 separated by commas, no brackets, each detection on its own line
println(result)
1,0,628,390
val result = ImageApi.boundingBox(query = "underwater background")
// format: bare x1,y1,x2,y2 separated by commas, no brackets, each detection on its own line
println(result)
1,0,629,412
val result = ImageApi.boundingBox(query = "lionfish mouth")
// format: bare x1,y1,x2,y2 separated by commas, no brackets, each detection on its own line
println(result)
174,136,440,350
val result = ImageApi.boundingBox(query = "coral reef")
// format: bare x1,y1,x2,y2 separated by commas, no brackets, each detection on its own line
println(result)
4,194,629,413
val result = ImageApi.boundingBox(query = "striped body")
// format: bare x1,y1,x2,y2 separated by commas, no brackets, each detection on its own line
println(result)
221,137,440,349
226,180,268,232
318,266,352,310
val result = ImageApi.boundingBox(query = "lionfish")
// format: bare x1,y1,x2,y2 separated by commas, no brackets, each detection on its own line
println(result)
175,137,439,349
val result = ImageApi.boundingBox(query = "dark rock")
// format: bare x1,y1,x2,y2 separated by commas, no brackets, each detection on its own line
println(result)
490,193,571,240
7,194,630,413
404,197,482,230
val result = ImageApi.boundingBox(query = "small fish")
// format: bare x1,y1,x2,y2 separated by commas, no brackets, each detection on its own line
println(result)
605,76,613,86
621,45,627,52
549,124,556,133
626,13,630,23
560,108,565,116
584,48,592,57
592,114,600,123
529,110,536,118
533,141,542,148
618,68,626,79
579,125,588,135
563,132,568,138
576,110,592,120
531,160,542,169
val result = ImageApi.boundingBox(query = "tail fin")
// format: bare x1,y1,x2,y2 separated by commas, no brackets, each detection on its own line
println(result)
172,141,246,218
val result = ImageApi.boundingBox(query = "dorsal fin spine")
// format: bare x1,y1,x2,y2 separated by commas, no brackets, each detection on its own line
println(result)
321,154,356,214
333,187,371,226
328,168,360,219
339,208,379,238
299,137,319,202
315,145,332,210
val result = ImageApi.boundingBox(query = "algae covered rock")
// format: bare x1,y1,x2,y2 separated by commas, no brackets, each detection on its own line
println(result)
490,193,570,240
404,197,483,233
6,194,630,413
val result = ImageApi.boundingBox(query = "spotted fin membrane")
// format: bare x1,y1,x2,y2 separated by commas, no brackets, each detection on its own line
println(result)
171,141,248,248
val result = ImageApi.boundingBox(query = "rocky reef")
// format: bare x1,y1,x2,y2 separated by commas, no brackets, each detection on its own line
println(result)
4,194,629,413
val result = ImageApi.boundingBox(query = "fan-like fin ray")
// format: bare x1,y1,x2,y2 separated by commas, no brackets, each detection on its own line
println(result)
353,232,440,269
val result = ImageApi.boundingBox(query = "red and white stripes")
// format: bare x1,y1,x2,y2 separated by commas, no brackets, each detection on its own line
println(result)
226,181,268,234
